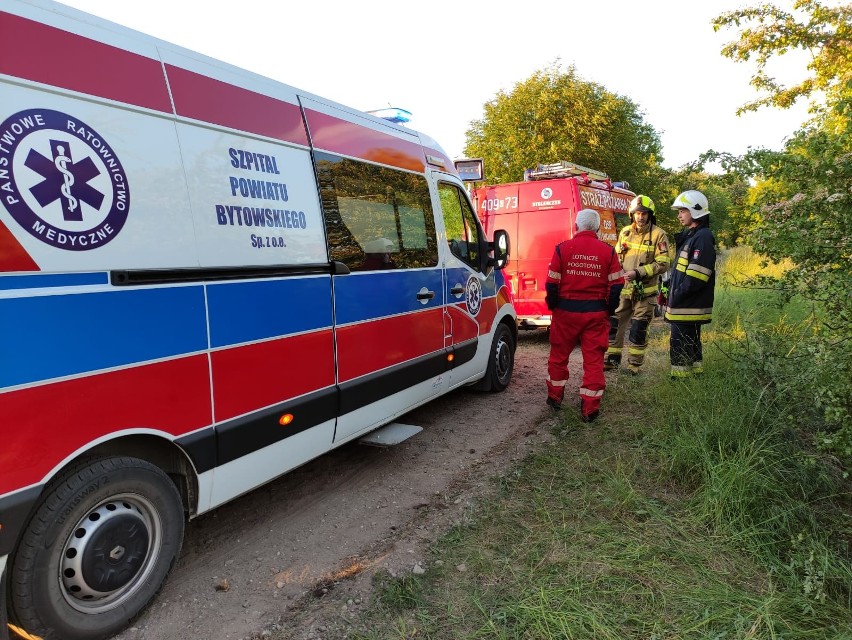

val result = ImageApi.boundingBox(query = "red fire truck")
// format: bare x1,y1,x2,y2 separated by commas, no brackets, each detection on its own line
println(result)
468,160,635,329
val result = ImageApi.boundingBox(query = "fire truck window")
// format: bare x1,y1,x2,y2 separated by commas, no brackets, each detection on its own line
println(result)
438,183,480,269
315,152,439,271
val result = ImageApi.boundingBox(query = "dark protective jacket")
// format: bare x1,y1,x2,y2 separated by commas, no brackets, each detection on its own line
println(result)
545,230,623,312
665,223,716,324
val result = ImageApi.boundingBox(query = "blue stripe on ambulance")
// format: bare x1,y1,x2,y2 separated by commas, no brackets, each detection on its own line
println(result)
206,276,333,348
0,287,207,389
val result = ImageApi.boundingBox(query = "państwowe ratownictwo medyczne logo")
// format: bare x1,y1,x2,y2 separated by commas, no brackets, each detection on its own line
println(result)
0,109,129,251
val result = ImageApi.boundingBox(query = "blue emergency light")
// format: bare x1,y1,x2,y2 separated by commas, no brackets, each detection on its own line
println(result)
366,107,413,124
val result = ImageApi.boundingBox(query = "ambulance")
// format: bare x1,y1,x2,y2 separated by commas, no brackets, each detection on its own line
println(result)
0,2,517,638
468,161,635,329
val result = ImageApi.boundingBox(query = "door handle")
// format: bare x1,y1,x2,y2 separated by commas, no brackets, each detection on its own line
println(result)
417,290,436,300
450,286,465,295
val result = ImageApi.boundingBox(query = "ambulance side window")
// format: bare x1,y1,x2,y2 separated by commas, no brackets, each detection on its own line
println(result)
439,182,481,269
315,152,438,271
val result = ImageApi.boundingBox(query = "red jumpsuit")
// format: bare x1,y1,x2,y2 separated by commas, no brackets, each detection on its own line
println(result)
545,230,623,418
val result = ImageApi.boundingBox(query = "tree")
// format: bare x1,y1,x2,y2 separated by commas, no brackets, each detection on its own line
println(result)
463,62,664,190
713,0,852,114
714,1,852,449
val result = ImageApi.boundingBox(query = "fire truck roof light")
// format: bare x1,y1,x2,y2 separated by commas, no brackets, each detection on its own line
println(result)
366,107,413,124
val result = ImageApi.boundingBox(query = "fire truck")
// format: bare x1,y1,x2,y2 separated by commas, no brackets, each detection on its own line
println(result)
468,160,635,329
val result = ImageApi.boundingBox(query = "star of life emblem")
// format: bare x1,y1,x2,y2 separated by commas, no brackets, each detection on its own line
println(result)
0,109,129,251
465,274,482,316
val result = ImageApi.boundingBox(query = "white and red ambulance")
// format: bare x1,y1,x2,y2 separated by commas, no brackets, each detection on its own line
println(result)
0,2,516,638
469,161,634,329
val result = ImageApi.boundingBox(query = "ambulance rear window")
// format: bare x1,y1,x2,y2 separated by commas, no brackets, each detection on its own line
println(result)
315,153,438,271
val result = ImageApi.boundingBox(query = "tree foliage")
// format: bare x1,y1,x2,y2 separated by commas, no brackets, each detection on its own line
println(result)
713,0,852,114
714,1,852,458
462,62,664,190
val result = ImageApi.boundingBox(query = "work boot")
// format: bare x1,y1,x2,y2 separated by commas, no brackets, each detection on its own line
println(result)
579,398,599,423
546,397,562,410
603,358,618,371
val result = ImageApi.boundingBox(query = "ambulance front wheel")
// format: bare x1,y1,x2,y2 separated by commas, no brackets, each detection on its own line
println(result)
475,323,515,392
9,456,184,640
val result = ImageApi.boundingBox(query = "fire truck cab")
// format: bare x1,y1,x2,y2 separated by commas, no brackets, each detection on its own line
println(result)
469,161,635,329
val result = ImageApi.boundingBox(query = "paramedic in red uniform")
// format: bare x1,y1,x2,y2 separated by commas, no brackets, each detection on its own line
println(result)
545,209,623,422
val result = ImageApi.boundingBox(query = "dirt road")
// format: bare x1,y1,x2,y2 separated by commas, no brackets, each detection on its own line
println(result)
112,332,568,640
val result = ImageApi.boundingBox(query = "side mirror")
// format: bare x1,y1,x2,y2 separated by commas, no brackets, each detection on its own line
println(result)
489,229,510,271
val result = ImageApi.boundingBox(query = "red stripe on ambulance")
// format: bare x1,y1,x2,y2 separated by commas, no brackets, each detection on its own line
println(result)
166,65,310,146
0,220,39,271
335,309,445,382
210,330,335,422
0,355,211,495
305,110,426,172
0,12,171,113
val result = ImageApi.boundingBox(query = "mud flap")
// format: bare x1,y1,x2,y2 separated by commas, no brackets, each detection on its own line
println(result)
359,423,423,447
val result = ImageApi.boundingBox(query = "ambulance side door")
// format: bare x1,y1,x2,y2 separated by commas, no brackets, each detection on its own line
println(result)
317,152,447,443
433,176,495,386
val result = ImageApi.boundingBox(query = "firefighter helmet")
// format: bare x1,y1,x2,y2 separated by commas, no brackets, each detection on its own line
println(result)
628,194,655,223
671,190,710,219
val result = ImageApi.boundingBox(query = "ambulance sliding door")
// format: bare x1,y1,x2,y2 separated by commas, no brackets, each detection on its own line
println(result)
313,152,447,443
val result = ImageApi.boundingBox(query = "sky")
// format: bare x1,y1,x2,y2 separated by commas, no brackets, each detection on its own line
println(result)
55,0,816,173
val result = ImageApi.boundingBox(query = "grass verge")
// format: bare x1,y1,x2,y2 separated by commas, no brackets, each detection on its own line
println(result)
332,272,851,639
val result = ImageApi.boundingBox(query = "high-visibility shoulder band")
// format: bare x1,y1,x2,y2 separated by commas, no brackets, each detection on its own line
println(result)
579,387,604,397
685,268,710,282
677,256,689,266
687,263,713,277
655,255,671,264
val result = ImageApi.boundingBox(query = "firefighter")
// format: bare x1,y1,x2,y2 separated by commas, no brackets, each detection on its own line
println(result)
545,208,623,422
665,190,716,377
605,195,671,374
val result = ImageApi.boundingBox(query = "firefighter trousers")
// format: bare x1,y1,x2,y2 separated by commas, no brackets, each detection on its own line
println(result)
606,295,655,371
547,308,609,417
669,322,703,377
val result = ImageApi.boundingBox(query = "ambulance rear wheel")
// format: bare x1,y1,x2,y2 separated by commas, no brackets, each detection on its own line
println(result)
475,323,515,392
9,456,184,640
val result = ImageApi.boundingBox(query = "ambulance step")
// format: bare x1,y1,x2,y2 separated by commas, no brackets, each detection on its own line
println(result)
359,423,423,447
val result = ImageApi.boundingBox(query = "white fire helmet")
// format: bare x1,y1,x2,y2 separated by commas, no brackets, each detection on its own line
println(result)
671,190,710,219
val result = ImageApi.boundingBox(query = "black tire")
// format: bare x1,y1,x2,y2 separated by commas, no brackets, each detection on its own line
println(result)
9,457,184,640
473,322,515,392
